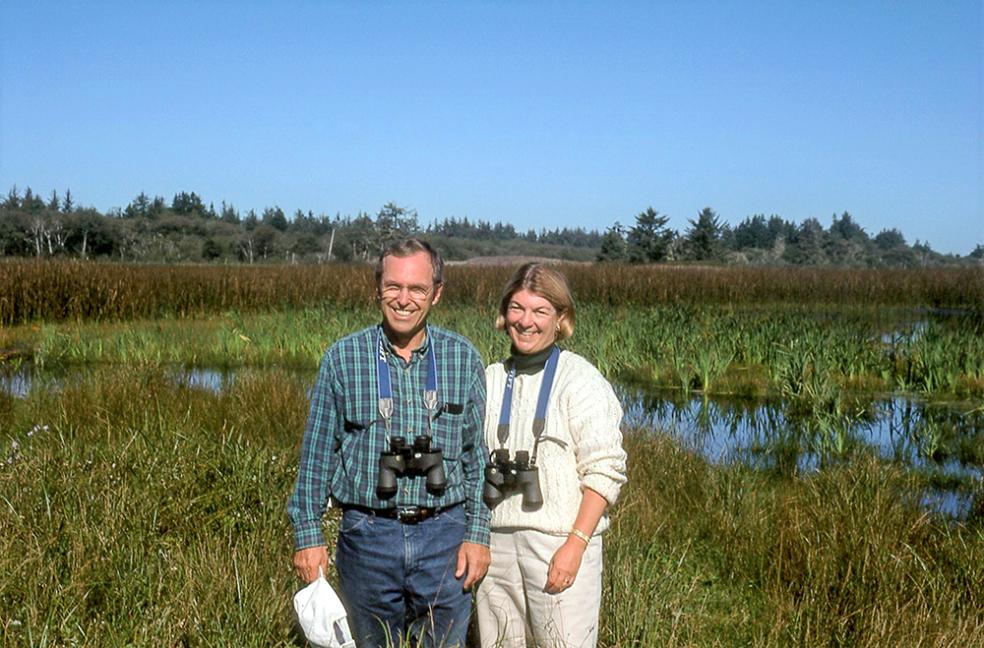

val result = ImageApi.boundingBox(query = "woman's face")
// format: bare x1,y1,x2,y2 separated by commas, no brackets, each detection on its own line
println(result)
504,288,563,355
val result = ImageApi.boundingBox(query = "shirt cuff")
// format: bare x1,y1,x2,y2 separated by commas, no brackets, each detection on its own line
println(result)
293,522,326,551
464,517,491,546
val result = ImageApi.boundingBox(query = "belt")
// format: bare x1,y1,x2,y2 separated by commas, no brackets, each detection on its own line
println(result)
340,503,458,524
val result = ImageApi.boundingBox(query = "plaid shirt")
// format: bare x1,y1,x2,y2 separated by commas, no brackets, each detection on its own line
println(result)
288,323,491,549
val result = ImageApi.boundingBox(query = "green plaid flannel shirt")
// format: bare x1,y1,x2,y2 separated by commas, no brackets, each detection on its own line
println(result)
288,323,491,549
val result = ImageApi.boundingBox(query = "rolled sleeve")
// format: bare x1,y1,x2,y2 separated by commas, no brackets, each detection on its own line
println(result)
567,372,628,507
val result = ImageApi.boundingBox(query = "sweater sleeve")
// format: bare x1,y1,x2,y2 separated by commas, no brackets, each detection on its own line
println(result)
563,361,627,507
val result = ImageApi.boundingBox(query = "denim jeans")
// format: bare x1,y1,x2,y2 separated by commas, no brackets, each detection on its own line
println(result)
336,504,472,648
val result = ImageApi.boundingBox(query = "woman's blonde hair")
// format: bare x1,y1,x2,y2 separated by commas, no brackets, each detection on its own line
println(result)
495,263,576,340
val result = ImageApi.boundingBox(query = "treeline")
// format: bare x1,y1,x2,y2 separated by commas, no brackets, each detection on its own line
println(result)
0,186,601,264
599,207,982,267
0,185,979,266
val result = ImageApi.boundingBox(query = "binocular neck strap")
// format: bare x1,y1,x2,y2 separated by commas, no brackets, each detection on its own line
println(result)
377,328,439,438
497,346,561,461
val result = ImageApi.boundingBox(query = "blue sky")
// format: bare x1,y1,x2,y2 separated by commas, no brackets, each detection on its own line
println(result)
1,1,981,254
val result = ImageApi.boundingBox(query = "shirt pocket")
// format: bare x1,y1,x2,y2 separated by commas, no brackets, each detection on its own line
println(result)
430,405,464,483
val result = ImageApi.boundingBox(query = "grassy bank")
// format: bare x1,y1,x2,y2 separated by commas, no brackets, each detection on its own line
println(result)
2,367,982,646
4,302,982,401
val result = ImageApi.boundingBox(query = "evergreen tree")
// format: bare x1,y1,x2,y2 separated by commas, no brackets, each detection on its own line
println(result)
783,218,828,265
683,207,723,261
626,207,674,263
734,214,770,249
597,222,627,262
4,185,20,209
171,191,206,216
262,206,288,232
124,192,151,219
220,201,240,224
874,228,906,250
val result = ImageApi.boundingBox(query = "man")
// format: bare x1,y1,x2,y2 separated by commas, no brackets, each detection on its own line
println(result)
289,238,491,648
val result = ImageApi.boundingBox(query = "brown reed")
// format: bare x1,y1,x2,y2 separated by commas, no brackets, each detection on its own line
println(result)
1,259,982,325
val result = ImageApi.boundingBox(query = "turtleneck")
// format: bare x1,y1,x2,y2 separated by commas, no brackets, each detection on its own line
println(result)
509,344,557,375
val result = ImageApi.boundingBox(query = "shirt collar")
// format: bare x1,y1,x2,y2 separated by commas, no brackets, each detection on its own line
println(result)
379,323,431,361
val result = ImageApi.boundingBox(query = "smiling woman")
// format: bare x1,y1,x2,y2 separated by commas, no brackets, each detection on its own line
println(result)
478,262,627,648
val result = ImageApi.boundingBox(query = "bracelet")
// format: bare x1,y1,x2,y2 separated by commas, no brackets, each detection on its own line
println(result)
569,528,591,545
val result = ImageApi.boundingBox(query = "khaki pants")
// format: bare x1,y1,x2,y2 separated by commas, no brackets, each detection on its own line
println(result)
476,529,603,648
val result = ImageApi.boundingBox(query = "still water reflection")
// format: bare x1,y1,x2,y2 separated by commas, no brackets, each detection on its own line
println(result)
617,385,983,517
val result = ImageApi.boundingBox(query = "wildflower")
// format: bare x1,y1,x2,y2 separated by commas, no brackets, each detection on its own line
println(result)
10,440,19,452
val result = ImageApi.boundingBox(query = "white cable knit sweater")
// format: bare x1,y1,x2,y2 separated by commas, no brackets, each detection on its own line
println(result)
484,349,627,536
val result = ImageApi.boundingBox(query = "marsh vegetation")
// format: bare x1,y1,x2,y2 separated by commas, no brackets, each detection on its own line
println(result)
1,262,982,646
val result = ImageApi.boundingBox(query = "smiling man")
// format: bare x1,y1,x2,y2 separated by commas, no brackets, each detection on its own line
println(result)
289,238,491,648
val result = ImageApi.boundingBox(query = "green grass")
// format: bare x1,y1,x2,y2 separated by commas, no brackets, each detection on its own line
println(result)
2,367,982,646
4,302,982,401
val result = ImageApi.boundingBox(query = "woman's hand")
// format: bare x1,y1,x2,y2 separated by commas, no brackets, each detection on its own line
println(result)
544,537,586,593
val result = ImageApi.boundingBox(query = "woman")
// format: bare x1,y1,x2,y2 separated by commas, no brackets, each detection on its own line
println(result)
477,263,627,648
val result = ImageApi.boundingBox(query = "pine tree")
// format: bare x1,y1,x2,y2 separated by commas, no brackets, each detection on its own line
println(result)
626,207,674,263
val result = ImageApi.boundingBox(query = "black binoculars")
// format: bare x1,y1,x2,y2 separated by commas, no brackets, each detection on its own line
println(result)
483,448,543,509
377,435,447,499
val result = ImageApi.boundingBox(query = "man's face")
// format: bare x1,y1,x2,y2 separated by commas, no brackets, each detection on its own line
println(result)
378,251,443,346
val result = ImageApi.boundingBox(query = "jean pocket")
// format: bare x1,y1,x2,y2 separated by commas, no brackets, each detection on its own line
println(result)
340,508,373,534
437,504,467,528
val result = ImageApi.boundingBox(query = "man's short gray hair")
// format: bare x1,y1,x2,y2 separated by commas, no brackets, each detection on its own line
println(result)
374,238,445,288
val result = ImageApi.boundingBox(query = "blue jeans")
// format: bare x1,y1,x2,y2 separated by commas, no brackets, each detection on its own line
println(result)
336,505,472,648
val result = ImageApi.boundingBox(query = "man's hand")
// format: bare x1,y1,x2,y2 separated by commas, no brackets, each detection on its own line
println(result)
293,545,329,583
455,541,491,591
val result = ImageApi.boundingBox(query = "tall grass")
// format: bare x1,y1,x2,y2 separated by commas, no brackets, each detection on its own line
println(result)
5,302,981,400
2,368,981,646
605,433,984,647
2,260,982,325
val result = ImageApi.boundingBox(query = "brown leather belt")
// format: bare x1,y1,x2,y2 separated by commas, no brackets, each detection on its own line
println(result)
340,503,457,524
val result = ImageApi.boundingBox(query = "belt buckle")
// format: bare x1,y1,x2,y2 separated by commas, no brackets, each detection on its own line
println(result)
398,507,421,523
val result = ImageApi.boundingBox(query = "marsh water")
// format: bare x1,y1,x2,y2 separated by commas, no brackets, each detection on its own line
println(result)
3,363,981,518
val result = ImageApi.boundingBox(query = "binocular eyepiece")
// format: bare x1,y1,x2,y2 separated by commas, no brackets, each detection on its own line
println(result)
483,448,543,509
377,435,447,499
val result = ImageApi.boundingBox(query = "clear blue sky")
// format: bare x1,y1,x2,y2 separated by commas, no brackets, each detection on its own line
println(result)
1,1,981,254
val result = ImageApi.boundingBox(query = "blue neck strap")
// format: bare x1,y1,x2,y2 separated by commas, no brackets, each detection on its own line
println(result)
496,346,560,462
377,328,438,433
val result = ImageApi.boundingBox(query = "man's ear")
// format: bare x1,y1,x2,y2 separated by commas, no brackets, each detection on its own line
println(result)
431,282,444,306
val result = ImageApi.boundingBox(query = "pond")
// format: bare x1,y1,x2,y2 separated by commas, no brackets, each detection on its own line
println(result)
617,384,983,518
3,363,982,518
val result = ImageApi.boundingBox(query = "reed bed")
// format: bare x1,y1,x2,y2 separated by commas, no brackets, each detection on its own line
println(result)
5,303,982,401
1,367,981,646
2,260,982,325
